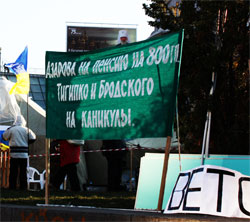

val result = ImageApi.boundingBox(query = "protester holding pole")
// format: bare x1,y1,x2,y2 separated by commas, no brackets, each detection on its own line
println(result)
101,140,127,191
101,30,130,192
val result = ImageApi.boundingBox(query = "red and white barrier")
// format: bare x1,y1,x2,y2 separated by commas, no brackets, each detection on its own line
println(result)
28,146,165,158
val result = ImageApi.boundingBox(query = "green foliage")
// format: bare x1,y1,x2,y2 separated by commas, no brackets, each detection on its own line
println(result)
143,0,249,154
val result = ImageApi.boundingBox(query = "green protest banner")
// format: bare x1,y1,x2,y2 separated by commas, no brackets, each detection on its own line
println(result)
46,30,184,140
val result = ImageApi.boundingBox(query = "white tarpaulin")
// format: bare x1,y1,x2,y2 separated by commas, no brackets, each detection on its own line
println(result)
164,165,250,219
16,94,46,136
0,77,21,125
0,77,46,136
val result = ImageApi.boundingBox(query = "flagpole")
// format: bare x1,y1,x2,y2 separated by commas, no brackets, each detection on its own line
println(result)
157,136,171,211
27,93,29,147
157,29,184,212
45,138,50,204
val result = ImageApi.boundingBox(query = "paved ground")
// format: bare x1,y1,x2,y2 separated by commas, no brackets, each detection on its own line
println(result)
1,204,249,222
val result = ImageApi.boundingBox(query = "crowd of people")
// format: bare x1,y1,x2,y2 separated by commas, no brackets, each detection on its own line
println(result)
1,120,129,192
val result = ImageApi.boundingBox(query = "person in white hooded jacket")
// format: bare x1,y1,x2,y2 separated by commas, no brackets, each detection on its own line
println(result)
117,30,130,45
3,115,36,189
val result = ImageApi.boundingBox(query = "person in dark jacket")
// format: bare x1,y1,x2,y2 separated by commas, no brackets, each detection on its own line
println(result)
100,30,131,191
102,140,126,191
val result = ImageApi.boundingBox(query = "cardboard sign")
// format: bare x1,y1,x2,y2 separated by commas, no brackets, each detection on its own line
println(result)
164,165,250,219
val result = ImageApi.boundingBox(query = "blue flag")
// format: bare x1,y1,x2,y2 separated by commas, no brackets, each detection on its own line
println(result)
5,46,28,74
5,46,30,94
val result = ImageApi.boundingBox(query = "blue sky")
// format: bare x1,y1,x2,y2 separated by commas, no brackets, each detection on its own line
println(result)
0,0,154,74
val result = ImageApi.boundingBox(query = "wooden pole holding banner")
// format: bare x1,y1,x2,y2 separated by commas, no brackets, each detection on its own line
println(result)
2,152,6,187
129,148,133,191
27,95,29,139
157,136,172,211
27,95,30,170
0,151,2,187
6,150,10,188
45,138,50,205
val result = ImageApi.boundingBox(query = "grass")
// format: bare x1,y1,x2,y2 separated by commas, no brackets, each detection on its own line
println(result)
0,188,136,209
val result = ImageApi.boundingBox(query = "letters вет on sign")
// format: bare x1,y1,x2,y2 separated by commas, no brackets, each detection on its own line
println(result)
165,165,250,219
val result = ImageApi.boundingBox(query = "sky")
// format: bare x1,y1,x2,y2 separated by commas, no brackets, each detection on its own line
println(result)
0,0,154,74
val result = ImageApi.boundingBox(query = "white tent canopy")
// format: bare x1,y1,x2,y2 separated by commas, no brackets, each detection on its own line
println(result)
126,132,179,150
0,77,45,136
0,77,21,125
16,94,46,136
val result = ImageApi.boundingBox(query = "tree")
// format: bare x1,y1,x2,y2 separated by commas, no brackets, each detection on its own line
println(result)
143,0,249,154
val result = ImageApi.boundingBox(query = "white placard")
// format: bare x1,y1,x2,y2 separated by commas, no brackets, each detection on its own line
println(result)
164,165,250,219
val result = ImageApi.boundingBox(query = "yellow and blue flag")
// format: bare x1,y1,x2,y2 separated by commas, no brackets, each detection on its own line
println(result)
0,127,9,151
5,46,30,94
